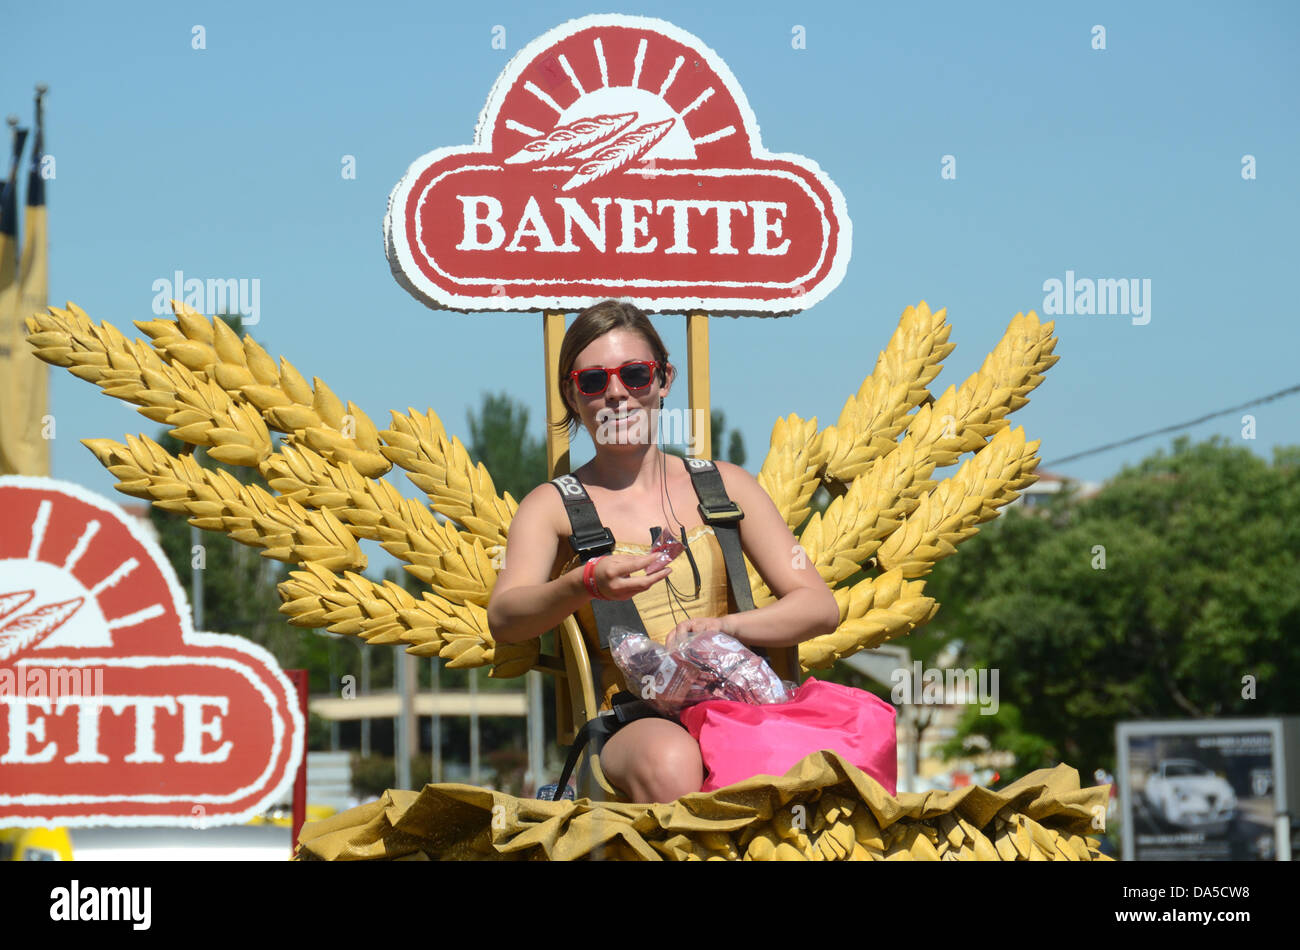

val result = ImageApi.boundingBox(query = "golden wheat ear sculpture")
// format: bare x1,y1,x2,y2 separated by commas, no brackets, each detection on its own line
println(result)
25,299,1055,678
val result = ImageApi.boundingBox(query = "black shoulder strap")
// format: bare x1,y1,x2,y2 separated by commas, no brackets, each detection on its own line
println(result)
682,457,755,612
682,457,799,676
550,473,645,650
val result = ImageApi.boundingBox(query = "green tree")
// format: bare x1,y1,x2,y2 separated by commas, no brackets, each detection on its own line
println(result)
924,437,1300,782
660,407,747,464
466,391,549,500
710,409,746,466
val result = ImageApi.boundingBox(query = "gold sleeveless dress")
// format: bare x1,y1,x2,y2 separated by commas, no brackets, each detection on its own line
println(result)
558,524,730,711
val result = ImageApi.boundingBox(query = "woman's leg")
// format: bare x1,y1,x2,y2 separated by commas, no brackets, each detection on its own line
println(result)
599,717,704,803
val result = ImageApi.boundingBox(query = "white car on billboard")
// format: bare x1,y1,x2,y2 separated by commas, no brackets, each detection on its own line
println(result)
1144,758,1237,834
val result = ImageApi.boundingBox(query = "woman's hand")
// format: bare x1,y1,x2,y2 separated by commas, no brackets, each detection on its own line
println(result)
668,615,737,640
591,553,673,601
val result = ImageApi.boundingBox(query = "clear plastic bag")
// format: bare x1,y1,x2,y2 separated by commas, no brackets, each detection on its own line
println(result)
608,626,699,715
668,628,791,706
608,624,792,717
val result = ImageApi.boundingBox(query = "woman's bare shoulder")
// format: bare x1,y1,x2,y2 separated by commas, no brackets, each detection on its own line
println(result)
515,479,567,529
711,459,765,504
501,481,573,583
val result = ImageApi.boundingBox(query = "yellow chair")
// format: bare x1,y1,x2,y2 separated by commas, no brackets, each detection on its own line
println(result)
531,616,621,800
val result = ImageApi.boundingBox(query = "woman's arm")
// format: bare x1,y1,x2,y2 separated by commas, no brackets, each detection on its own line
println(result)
673,461,840,649
487,484,673,644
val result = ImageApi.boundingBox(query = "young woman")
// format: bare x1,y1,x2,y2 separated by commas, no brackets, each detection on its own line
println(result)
487,300,840,803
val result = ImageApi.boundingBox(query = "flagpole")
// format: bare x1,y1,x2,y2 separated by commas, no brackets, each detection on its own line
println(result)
0,97,36,476
0,115,26,279
14,85,50,476
0,118,25,267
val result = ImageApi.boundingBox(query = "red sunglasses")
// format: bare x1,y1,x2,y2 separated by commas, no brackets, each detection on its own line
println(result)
569,360,660,396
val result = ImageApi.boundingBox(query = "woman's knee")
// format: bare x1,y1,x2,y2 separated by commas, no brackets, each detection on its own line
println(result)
637,736,702,785
604,721,703,802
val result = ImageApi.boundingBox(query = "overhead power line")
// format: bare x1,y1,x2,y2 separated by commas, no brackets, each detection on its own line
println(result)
1045,382,1300,468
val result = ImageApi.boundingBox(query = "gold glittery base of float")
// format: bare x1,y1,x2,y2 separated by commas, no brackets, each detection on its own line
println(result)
294,752,1112,861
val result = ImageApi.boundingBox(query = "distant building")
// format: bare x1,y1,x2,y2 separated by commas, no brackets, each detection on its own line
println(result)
1009,468,1101,511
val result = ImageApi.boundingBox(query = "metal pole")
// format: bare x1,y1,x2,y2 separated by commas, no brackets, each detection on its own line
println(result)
287,670,308,859
395,646,411,790
360,646,370,758
905,708,919,794
328,639,339,752
469,666,480,785
403,648,416,783
526,670,544,795
190,524,204,630
431,658,442,783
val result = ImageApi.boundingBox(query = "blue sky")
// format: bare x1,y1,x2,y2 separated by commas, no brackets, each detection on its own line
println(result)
6,0,1298,520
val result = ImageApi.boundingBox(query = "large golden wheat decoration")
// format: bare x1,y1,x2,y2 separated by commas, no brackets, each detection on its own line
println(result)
25,300,1112,861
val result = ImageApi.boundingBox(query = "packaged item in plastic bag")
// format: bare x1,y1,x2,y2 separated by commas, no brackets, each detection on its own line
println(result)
608,624,792,717
608,626,708,715
668,628,791,705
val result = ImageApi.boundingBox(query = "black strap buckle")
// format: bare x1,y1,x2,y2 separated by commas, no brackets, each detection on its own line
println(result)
698,501,744,525
570,526,616,560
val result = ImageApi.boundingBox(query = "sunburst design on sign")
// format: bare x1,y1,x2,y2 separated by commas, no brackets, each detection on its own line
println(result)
0,497,169,659
498,30,741,168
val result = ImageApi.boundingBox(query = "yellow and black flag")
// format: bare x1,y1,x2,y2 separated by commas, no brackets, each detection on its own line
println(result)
0,87,49,476
0,117,27,305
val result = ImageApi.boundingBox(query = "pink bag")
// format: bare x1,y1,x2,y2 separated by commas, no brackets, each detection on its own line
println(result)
678,677,898,794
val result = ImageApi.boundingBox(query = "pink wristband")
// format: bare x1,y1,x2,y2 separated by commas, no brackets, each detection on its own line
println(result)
583,556,607,600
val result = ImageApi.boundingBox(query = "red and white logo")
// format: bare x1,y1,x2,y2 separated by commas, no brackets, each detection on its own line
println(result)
385,14,852,315
0,477,303,828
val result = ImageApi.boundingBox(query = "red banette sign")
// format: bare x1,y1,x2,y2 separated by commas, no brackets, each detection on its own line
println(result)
0,478,303,827
385,14,852,315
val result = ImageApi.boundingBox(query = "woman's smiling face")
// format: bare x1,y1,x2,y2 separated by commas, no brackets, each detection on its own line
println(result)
568,328,673,447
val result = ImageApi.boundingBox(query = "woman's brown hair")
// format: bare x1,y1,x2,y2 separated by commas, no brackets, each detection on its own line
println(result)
551,300,672,439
